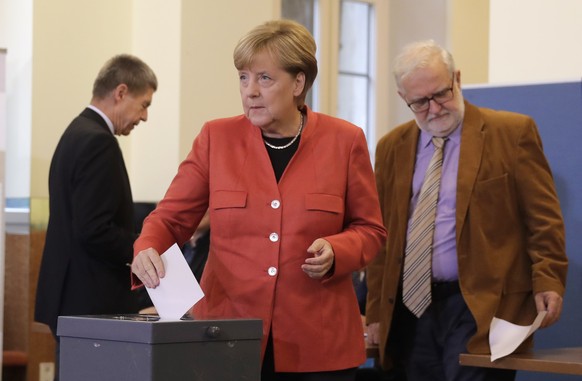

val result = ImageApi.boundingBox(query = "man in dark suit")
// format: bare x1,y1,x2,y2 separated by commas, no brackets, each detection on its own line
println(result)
34,54,157,378
366,40,567,381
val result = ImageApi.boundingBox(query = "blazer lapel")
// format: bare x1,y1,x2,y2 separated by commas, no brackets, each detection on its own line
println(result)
395,125,419,227
456,101,485,241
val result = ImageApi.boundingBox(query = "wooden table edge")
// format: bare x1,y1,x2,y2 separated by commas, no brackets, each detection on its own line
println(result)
459,347,582,376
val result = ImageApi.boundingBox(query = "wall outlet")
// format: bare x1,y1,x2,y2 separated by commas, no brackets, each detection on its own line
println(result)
39,362,55,381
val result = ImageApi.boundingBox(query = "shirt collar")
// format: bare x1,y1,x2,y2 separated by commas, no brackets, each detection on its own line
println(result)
419,122,462,149
87,105,115,135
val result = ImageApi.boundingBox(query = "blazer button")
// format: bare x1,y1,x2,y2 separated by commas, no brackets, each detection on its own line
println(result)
268,267,278,276
271,200,281,209
269,232,279,242
388,298,394,304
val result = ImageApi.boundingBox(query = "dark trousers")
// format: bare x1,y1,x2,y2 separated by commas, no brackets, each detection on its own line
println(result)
387,283,516,381
261,333,357,381
51,331,60,381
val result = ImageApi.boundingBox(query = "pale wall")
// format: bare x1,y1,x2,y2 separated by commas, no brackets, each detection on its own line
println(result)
1,0,32,201
489,0,582,83
30,0,133,199
129,0,279,202
449,0,489,85
126,0,183,203
179,1,280,163
29,0,279,203
3,0,582,201
386,0,449,129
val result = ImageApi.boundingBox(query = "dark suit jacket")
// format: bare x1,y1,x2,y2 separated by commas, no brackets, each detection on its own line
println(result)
35,108,139,334
366,101,567,369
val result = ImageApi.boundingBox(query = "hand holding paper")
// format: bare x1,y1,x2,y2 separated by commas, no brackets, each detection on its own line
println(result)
145,243,205,320
489,311,547,361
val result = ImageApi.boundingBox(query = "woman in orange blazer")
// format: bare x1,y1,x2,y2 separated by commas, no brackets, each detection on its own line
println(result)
132,20,386,381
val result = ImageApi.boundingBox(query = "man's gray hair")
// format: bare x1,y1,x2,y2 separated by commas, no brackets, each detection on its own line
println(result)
393,40,455,89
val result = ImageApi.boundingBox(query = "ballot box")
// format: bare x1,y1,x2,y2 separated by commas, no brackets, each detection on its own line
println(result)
57,315,262,381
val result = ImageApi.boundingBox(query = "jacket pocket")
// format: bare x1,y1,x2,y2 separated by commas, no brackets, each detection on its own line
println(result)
472,173,516,238
305,193,344,214
211,190,247,210
474,173,509,198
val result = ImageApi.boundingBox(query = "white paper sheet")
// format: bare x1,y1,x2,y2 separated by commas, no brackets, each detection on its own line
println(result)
145,243,205,320
489,310,547,361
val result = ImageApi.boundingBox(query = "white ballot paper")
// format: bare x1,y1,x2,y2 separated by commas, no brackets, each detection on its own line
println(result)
489,310,547,361
145,243,205,320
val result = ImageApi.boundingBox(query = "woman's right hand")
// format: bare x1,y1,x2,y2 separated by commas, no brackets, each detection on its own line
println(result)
131,248,165,288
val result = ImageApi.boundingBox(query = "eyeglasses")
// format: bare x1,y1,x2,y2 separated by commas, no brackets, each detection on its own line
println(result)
406,78,455,113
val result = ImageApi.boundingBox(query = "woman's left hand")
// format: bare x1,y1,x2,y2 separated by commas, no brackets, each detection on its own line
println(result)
302,238,335,279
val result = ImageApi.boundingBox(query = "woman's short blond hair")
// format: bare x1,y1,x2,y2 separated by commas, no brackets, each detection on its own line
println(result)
233,19,318,107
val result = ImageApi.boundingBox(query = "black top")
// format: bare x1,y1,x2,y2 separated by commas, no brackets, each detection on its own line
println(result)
263,136,301,182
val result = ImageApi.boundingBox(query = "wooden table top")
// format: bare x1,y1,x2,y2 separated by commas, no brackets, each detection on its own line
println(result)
459,347,582,376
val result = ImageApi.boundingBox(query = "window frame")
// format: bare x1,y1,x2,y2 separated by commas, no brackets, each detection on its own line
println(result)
281,0,389,159
313,0,391,157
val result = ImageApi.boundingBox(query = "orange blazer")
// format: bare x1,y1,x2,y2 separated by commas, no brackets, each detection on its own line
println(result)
134,107,387,372
367,101,567,369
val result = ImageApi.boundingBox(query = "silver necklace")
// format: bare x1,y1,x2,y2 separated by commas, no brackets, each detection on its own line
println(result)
263,113,304,150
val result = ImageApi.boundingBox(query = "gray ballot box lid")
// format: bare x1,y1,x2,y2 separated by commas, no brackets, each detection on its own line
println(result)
56,315,263,344
56,315,263,380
